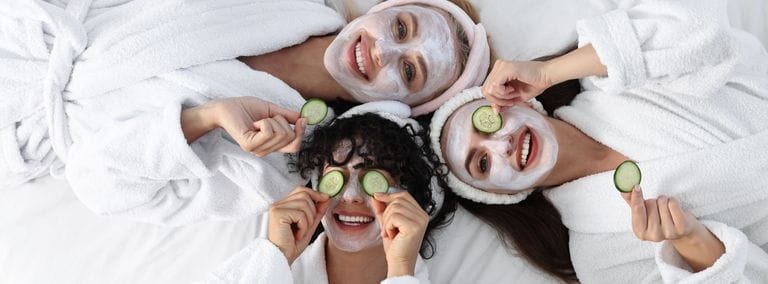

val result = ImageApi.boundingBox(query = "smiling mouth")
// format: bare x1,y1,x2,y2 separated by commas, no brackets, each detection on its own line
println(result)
515,128,538,170
334,213,374,227
348,36,370,81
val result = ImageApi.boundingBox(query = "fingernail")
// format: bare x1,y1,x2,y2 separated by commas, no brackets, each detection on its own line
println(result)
634,185,641,193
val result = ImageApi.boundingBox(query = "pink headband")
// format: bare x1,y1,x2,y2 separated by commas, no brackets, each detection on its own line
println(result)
367,0,491,116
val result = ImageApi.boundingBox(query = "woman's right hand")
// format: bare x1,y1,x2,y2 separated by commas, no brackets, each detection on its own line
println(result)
267,186,331,265
181,97,306,156
482,59,554,110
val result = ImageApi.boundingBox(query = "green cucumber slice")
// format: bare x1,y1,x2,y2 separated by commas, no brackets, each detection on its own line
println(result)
472,105,502,133
318,170,344,197
362,170,389,197
613,160,641,193
300,99,328,125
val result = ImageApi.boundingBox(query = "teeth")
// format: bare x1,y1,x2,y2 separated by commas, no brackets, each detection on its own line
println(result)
338,214,373,224
355,42,367,76
520,133,531,167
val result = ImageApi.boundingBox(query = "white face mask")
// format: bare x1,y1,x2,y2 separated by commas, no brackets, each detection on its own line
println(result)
443,100,559,192
320,141,398,252
324,5,459,105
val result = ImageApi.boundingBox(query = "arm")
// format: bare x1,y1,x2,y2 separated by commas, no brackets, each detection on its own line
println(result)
482,1,738,106
576,1,736,96
621,186,768,282
622,186,724,271
65,99,307,226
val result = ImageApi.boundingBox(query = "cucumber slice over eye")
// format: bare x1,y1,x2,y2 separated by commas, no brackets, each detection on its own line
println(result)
472,105,502,134
362,170,389,197
613,160,641,193
300,98,328,125
318,170,344,197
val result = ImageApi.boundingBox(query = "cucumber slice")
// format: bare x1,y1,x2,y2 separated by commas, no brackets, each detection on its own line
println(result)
613,160,641,193
362,170,389,197
300,99,328,125
472,105,502,133
318,170,344,197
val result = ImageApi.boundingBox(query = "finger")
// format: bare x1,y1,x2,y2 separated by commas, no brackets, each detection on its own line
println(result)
645,199,661,241
667,197,689,235
266,102,301,124
272,115,294,135
372,198,387,237
278,208,310,242
279,198,316,240
629,185,648,237
253,119,288,156
247,119,275,155
265,115,295,152
656,196,676,238
279,118,306,153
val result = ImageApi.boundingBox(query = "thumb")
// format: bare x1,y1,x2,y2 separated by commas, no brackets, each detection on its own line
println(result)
267,102,301,124
279,118,306,153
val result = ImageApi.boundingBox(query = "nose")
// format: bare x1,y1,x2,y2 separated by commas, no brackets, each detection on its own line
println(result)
482,139,512,158
339,173,365,204
371,38,405,67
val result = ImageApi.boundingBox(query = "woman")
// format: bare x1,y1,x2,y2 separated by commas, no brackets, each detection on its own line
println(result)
207,106,451,283
431,1,768,282
0,0,490,225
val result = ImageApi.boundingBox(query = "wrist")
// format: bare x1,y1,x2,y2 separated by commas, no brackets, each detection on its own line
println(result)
669,224,725,272
180,103,219,143
387,259,416,278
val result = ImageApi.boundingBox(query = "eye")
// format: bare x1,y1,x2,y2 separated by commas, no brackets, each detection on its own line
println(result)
403,62,415,82
397,19,407,40
478,153,489,173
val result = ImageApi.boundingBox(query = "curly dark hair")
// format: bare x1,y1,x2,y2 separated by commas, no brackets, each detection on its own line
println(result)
293,112,458,258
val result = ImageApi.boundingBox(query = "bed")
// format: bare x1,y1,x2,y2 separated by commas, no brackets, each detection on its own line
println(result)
2,0,766,283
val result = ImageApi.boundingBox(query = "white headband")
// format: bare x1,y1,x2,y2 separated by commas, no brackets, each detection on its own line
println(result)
367,0,491,116
429,87,546,204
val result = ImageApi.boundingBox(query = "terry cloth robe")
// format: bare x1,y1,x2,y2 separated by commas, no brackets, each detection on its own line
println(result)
542,1,768,282
205,233,430,284
0,0,345,225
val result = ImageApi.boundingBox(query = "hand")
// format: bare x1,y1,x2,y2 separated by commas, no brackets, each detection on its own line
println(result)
621,186,725,271
371,192,429,278
621,185,702,242
267,187,331,265
211,97,306,156
482,59,554,111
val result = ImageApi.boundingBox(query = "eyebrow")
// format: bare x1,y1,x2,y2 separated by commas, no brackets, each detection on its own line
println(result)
464,148,476,177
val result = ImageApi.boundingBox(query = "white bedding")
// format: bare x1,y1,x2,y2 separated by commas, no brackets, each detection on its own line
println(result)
0,176,270,283
2,0,767,283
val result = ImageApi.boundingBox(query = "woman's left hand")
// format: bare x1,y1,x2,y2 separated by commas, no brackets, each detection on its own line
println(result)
372,192,429,278
621,185,702,241
621,185,725,271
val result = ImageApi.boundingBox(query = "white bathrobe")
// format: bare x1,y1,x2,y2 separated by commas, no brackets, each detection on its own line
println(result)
541,1,768,282
205,233,429,284
0,0,345,225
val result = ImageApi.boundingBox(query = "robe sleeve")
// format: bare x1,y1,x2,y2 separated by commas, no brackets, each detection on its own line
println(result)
66,99,305,226
577,0,738,97
654,220,768,283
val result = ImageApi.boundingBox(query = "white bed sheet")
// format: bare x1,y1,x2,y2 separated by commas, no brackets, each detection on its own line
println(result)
0,176,269,284
2,1,767,283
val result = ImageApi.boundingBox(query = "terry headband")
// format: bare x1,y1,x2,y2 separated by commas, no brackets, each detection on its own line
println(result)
429,87,546,204
367,0,491,116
